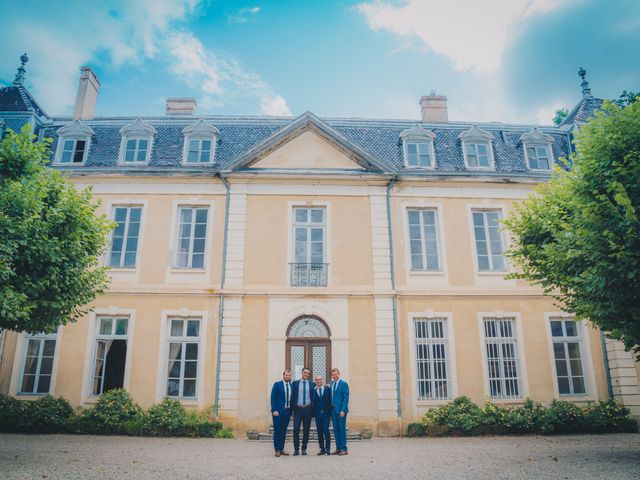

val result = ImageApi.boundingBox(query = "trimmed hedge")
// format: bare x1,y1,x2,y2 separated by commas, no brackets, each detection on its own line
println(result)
0,389,233,438
406,396,638,437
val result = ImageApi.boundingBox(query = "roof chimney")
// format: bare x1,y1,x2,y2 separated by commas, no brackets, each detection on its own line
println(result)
166,98,196,116
73,66,100,120
420,93,448,123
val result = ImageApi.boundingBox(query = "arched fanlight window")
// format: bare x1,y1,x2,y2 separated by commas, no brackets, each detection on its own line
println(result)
287,316,330,338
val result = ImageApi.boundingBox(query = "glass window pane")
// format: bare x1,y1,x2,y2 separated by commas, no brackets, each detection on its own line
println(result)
126,139,136,149
124,149,134,162
555,359,568,377
557,377,571,394
572,377,586,394
184,361,197,378
100,318,113,335
185,343,198,360
42,339,56,356
564,321,577,337
24,355,38,375
186,320,200,337
311,228,323,241
411,254,424,270
295,209,307,223
167,379,180,397
39,357,54,375
310,209,324,223
191,253,204,269
195,209,208,224
567,342,581,359
550,321,563,337
407,210,420,225
170,320,184,337
477,144,487,155
36,375,51,393
182,380,196,397
115,318,128,335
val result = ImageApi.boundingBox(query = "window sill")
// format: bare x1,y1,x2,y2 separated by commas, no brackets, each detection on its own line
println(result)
16,393,49,398
409,270,446,276
169,268,207,273
476,270,509,276
417,399,451,406
558,394,593,401
53,162,87,167
108,267,138,272
488,397,525,404
181,161,216,166
166,397,200,406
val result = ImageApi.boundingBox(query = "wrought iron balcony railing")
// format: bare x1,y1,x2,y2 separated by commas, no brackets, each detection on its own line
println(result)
290,263,328,287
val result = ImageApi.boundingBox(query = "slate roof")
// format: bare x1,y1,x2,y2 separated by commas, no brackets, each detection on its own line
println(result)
561,96,604,127
0,85,49,119
39,116,571,177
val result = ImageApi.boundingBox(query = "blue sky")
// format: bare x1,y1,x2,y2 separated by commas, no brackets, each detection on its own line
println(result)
1,0,639,124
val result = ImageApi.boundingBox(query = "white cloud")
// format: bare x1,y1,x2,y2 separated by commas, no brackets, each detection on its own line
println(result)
228,6,262,24
261,95,292,116
357,0,569,73
0,0,289,116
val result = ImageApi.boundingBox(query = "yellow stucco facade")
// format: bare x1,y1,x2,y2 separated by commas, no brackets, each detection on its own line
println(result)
0,127,635,436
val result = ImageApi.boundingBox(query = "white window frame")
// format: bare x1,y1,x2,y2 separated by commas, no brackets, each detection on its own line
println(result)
53,120,94,165
182,120,219,165
107,205,144,269
18,332,59,395
408,311,457,415
469,208,508,273
520,128,555,172
90,316,130,397
406,207,442,272
460,125,495,170
545,313,596,399
118,118,156,165
400,124,436,170
292,206,327,264
524,144,554,171
156,309,209,405
173,206,210,270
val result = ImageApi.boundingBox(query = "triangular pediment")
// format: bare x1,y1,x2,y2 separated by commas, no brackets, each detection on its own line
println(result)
223,112,387,172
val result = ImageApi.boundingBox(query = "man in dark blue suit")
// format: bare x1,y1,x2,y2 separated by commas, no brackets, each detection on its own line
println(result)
330,368,349,455
270,369,293,457
313,374,332,455
290,367,315,455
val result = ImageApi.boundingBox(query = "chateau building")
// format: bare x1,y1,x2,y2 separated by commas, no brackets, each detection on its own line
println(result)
1,56,638,434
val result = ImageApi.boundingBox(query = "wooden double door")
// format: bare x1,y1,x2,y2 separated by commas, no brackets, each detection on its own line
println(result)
286,338,331,383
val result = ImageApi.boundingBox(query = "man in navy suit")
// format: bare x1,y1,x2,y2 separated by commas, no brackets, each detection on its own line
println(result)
313,374,332,455
270,369,293,457
330,368,349,455
290,367,315,455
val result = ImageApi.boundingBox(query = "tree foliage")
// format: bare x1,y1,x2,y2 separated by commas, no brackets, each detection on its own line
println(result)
614,90,639,108
505,101,640,358
0,126,112,333
553,108,568,126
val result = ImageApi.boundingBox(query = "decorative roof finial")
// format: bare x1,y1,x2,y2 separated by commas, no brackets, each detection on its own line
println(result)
13,53,29,86
578,67,592,99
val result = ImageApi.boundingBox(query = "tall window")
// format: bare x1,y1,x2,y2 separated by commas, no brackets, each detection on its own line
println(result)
109,206,142,268
175,207,209,269
465,142,491,168
123,138,149,163
20,333,57,394
550,319,586,395
186,139,212,163
293,207,325,264
59,139,87,164
407,208,440,271
414,318,449,401
166,318,201,398
526,145,551,170
92,317,128,396
482,317,521,399
472,210,506,271
406,143,432,168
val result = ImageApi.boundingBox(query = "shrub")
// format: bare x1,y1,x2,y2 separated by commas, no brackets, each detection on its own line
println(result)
144,399,187,436
20,395,74,433
407,422,427,437
214,426,234,439
423,396,483,435
502,398,548,434
0,393,22,432
82,388,142,434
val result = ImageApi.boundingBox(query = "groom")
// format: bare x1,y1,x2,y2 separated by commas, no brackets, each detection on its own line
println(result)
330,368,349,455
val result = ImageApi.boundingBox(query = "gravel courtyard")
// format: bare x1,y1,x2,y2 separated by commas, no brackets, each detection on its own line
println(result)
1,433,639,479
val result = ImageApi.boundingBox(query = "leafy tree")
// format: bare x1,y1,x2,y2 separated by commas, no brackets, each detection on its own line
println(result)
553,108,568,126
614,90,639,108
0,126,112,333
505,101,640,359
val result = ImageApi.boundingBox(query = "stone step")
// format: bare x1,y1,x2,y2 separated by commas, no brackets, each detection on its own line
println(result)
249,426,368,441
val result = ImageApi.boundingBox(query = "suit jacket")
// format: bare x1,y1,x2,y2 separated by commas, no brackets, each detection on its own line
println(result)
330,379,349,414
290,379,315,412
313,385,332,417
270,380,292,413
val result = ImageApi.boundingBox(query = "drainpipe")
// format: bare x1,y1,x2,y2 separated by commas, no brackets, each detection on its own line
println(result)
600,330,614,399
385,176,402,424
214,174,231,417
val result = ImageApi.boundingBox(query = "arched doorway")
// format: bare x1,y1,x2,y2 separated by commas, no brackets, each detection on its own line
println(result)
286,315,331,382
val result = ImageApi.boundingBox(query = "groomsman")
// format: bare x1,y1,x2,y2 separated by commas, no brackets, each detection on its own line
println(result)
270,369,293,457
330,368,349,455
313,374,332,455
291,367,315,455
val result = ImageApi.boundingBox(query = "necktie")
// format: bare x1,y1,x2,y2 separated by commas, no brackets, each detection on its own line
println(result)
303,381,307,405
285,383,290,408
332,381,336,398
320,387,324,397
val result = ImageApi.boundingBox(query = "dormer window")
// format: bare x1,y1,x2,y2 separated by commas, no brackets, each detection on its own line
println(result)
54,120,94,165
400,124,436,169
520,128,554,171
460,125,494,170
182,120,219,164
118,118,156,164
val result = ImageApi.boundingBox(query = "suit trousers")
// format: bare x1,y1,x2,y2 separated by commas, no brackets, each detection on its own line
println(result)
314,413,331,453
331,412,347,452
272,408,291,452
292,406,313,452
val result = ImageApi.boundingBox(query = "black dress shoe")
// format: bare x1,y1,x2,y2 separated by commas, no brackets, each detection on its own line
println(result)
301,450,307,456
293,451,300,456
325,451,331,456
317,451,326,456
